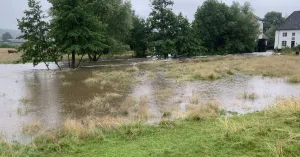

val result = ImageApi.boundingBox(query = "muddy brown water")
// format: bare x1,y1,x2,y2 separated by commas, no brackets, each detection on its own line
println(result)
1,57,300,143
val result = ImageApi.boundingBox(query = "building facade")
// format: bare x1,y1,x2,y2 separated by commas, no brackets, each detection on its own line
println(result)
274,11,300,49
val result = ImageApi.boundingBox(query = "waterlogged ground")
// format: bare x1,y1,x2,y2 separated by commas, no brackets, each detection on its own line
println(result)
1,56,300,142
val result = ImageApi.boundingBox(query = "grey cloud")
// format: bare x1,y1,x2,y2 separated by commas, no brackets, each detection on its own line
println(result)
0,0,299,29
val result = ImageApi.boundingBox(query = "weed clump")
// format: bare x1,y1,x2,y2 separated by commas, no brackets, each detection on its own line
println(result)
187,101,221,121
22,121,43,135
240,92,259,100
136,97,150,121
189,93,200,104
287,74,300,84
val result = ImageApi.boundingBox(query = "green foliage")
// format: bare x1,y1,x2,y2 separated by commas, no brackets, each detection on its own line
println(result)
265,25,277,46
17,0,61,69
1,32,13,42
264,12,284,46
148,0,177,59
263,11,284,32
88,0,133,61
148,0,205,58
174,13,206,57
193,0,259,54
129,15,151,57
49,0,108,67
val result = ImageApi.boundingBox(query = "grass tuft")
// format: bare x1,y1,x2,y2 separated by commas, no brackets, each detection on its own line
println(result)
287,74,300,84
187,101,221,121
136,97,150,121
240,92,259,100
22,121,43,135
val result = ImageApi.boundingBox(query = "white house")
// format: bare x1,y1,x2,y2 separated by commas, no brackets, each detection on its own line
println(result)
275,11,300,49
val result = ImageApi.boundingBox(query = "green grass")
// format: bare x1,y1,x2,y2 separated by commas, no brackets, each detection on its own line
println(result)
2,99,300,157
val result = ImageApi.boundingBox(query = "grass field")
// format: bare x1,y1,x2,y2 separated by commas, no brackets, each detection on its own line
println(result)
0,48,22,64
1,99,300,157
141,55,300,83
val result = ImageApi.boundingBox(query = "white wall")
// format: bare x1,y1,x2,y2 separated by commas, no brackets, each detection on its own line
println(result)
275,30,300,49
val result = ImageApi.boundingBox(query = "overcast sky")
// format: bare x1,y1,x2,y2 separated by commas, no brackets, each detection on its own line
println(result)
0,0,299,30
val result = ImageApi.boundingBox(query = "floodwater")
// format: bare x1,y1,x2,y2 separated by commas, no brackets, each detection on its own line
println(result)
1,56,300,142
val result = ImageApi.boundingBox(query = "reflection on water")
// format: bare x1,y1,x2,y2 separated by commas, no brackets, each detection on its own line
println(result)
1,61,300,143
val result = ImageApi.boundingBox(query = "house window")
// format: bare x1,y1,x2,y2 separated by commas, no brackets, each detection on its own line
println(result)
292,33,295,36
282,41,287,47
292,37,295,41
283,33,287,37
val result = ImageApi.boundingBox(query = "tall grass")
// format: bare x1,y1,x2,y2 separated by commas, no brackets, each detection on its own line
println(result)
287,74,300,84
187,101,221,121
0,48,21,64
135,97,150,121
143,55,300,82
22,121,43,135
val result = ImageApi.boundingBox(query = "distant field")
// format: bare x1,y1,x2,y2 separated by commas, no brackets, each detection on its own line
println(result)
0,48,22,64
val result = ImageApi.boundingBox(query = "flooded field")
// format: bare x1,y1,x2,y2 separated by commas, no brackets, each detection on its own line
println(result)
1,56,300,143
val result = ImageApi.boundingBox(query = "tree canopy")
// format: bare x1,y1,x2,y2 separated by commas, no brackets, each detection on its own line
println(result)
18,0,262,69
264,11,284,46
148,0,177,59
129,14,151,57
48,0,108,68
2,32,13,42
88,0,133,61
17,0,61,69
193,0,259,54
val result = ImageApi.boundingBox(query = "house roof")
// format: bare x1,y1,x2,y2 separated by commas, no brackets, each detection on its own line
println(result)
254,15,264,22
277,11,300,30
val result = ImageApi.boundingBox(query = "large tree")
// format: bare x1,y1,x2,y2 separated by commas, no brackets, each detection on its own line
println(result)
148,0,177,59
193,0,259,54
18,0,61,69
88,0,133,61
264,12,284,46
174,13,205,57
2,32,13,42
129,14,151,57
48,0,107,68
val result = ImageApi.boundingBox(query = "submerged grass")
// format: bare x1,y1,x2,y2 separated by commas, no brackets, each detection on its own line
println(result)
187,101,221,121
22,121,43,135
239,91,259,101
287,74,300,84
141,55,300,82
79,68,138,116
2,98,300,156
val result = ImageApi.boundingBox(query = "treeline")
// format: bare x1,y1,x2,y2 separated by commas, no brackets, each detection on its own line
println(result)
18,0,259,69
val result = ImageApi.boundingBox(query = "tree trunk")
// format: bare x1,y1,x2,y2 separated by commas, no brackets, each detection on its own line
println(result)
68,54,71,68
71,50,76,69
77,54,84,68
